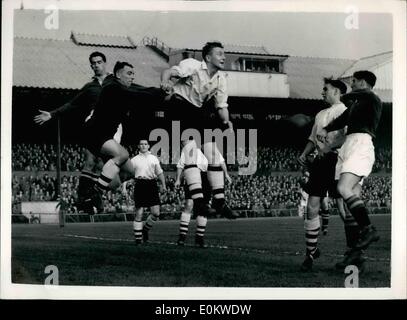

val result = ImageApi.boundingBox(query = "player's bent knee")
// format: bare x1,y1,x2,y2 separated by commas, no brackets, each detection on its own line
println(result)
184,200,194,213
109,174,122,190
306,198,320,217
134,211,143,221
83,159,95,171
337,182,351,199
150,205,160,216
116,151,129,166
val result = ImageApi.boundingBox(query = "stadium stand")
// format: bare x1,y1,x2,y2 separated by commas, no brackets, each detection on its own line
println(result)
12,144,392,215
10,33,393,219
12,143,392,173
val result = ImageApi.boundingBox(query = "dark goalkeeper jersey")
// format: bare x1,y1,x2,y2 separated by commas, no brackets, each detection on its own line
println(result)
90,75,165,138
324,89,383,139
49,77,103,122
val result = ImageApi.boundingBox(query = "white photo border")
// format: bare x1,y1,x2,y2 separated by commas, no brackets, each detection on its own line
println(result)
1,0,406,300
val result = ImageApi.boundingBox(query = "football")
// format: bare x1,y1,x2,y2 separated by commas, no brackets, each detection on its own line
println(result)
285,113,313,129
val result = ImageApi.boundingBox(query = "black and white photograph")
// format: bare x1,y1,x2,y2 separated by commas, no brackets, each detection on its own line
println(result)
1,0,406,300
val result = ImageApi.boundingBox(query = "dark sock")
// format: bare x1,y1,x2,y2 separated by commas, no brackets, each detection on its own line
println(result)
213,198,225,212
344,215,360,248
320,208,330,232
193,197,207,217
345,195,371,228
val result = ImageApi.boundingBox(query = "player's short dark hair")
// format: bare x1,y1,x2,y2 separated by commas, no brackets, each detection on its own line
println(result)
113,61,133,76
89,51,106,63
139,139,149,144
353,70,377,88
324,78,347,94
202,41,224,61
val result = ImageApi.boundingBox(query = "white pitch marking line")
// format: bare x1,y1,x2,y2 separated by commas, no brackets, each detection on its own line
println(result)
63,234,390,262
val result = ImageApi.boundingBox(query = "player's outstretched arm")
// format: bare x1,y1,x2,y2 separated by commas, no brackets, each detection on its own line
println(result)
323,108,349,133
160,68,178,93
33,110,52,125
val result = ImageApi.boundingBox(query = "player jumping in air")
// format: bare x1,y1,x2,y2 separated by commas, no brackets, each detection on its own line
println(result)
84,61,165,206
160,42,238,248
298,78,348,271
33,52,117,213
317,70,383,269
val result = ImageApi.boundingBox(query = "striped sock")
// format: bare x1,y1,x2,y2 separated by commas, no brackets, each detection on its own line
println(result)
133,220,143,242
345,195,371,228
304,217,320,256
144,214,159,232
179,212,191,236
195,215,208,239
80,170,98,181
344,215,360,248
97,159,120,190
320,208,330,234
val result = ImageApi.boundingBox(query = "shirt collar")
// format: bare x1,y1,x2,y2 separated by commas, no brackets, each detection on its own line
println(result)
201,60,220,79
92,72,113,84
138,151,151,156
200,60,209,70
330,102,344,108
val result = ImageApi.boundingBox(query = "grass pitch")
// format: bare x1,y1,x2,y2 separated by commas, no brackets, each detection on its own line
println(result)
12,215,390,288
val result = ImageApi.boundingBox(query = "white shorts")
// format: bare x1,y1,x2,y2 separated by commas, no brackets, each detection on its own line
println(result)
335,133,375,180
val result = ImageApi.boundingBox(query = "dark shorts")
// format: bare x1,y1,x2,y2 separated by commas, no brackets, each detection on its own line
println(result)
184,171,212,202
81,120,117,157
166,95,226,134
304,152,340,198
133,179,161,208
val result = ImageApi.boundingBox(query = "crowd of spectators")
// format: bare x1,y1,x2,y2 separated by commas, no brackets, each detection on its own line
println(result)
361,176,392,208
11,143,392,214
12,171,392,214
12,143,392,173
13,144,85,172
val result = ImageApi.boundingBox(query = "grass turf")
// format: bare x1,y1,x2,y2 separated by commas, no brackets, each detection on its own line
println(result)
11,215,390,287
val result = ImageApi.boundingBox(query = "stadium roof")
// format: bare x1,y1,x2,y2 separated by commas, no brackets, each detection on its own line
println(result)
13,36,167,89
71,31,137,48
171,44,287,57
339,51,392,100
284,55,392,102
12,35,392,102
340,51,392,79
284,56,356,100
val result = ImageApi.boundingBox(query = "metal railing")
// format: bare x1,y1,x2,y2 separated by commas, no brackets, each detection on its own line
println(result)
12,206,391,224
142,36,172,58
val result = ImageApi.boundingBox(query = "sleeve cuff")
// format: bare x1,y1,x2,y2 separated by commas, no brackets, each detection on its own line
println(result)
216,103,228,109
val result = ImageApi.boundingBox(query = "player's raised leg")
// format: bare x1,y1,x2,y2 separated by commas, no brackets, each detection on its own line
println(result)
97,139,132,191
